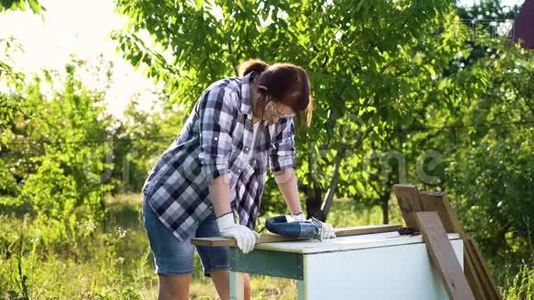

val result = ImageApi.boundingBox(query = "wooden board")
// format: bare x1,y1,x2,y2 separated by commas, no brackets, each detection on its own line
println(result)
463,242,488,300
393,184,424,228
191,224,401,247
470,239,500,299
466,238,501,300
465,240,489,297
418,191,500,299
418,190,501,299
419,191,465,235
392,184,500,299
415,211,475,300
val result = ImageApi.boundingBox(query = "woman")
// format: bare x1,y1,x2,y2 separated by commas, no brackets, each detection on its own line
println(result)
141,59,334,300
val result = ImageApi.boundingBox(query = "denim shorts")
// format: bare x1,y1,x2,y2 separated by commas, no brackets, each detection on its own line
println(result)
141,198,229,276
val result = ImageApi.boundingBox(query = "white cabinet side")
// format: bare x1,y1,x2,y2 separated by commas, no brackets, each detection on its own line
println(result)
301,239,463,300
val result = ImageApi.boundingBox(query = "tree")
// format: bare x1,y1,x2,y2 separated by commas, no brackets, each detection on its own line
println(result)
114,0,465,221
442,37,534,262
0,38,26,138
0,59,114,250
0,0,43,13
1,0,43,134
109,97,188,194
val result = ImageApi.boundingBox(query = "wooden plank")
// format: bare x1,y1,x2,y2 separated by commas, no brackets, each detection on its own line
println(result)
193,233,306,247
419,191,465,235
418,191,500,299
470,239,500,299
416,189,500,299
418,191,489,298
393,184,424,228
463,243,488,300
415,211,475,300
465,241,493,299
192,224,401,247
466,238,501,300
334,224,401,237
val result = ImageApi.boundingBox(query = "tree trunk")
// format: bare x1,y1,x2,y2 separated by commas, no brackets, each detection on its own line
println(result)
304,126,373,222
304,151,323,219
380,192,389,224
319,148,345,222
304,184,323,220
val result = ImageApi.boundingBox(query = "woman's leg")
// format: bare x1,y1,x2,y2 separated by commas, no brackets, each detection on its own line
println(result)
210,271,251,300
142,199,195,299
158,274,191,300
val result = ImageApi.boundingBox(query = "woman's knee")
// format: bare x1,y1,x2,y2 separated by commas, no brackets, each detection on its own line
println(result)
158,274,192,300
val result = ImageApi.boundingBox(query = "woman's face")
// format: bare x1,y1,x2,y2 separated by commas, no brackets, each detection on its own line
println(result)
263,98,295,123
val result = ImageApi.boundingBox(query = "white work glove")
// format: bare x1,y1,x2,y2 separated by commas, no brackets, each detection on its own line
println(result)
319,221,336,240
286,212,306,222
216,213,260,254
310,217,337,240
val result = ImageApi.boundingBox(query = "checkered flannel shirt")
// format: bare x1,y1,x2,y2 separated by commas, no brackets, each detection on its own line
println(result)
142,72,296,241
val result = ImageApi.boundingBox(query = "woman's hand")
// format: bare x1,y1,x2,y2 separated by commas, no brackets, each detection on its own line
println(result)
308,217,336,240
216,213,260,254
318,221,336,240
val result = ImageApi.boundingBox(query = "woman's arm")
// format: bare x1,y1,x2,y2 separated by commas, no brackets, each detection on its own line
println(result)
275,167,335,239
208,175,232,217
269,118,302,215
198,85,258,253
274,168,303,215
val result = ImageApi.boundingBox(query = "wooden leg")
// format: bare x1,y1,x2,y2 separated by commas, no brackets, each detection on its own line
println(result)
297,279,307,300
229,271,244,300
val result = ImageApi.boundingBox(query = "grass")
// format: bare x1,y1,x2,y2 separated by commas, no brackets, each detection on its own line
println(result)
0,193,532,299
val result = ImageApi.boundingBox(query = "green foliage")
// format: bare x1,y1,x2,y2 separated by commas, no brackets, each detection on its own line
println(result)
113,0,470,220
111,0,533,292
0,56,114,252
0,197,156,299
0,38,26,135
109,99,188,193
442,39,534,262
0,0,43,13
0,158,17,194
503,263,534,300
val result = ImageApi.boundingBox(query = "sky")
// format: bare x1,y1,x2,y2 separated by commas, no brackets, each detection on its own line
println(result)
0,0,160,118
0,0,526,118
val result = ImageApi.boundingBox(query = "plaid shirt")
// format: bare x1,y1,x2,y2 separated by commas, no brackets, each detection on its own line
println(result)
142,72,296,241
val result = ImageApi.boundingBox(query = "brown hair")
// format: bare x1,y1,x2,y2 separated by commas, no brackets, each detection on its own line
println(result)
238,59,314,127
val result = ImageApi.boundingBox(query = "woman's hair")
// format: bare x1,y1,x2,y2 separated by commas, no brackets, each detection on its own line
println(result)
238,59,314,127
